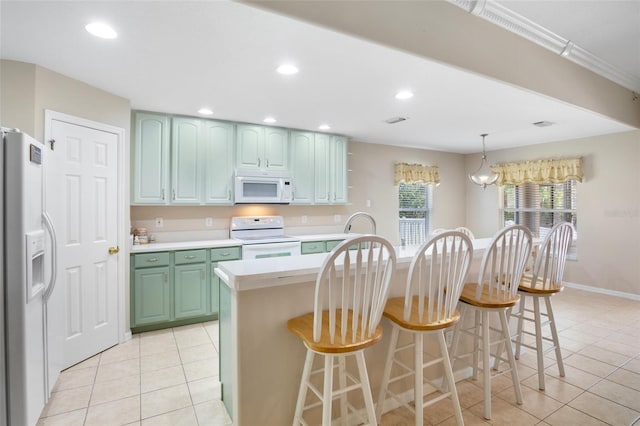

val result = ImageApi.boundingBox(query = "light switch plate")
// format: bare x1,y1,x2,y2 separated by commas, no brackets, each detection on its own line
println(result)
205,217,213,227
155,217,163,228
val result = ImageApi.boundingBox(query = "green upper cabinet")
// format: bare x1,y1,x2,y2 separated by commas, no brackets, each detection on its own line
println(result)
290,131,315,204
314,133,332,204
290,132,348,205
132,112,170,204
169,117,235,206
236,124,289,172
264,127,288,171
330,136,348,204
203,120,235,204
171,117,201,204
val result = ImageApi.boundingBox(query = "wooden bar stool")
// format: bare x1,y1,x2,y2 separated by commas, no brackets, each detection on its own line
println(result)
510,222,574,390
449,225,532,420
288,235,396,426
376,231,473,426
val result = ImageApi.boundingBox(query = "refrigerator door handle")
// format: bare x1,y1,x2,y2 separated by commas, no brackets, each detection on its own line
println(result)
42,211,58,302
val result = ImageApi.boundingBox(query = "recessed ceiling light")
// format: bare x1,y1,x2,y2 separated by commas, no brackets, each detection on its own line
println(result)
263,117,277,124
395,91,414,100
318,124,331,131
198,108,213,116
85,22,118,39
276,64,299,75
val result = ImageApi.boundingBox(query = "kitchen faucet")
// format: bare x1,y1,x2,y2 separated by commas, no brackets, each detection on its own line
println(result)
343,212,377,234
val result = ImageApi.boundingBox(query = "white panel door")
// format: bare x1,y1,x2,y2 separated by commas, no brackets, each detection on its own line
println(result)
48,119,119,368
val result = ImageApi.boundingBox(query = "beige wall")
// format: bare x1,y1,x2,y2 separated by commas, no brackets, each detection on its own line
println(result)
466,130,640,295
1,60,130,141
0,60,37,134
131,140,467,244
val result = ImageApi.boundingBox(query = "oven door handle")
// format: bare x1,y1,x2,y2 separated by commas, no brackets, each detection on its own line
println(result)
242,241,301,259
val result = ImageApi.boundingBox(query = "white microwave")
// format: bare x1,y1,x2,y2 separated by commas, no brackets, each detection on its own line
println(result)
234,170,292,204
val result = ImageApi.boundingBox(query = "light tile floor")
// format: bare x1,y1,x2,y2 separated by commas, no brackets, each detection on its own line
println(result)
380,287,640,426
37,287,640,425
37,321,231,426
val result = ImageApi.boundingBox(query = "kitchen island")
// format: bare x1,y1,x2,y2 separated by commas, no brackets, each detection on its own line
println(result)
215,239,494,425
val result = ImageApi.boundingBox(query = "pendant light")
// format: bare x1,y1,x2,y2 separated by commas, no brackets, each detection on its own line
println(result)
469,133,498,189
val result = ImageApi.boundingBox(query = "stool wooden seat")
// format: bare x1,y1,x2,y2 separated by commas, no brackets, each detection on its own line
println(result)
376,231,473,426
288,235,396,426
449,225,532,420
510,222,574,391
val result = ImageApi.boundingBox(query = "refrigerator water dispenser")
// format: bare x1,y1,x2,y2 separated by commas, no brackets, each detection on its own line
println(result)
25,229,45,301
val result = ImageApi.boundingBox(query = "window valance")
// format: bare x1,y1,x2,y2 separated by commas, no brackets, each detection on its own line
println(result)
491,158,583,186
394,162,439,185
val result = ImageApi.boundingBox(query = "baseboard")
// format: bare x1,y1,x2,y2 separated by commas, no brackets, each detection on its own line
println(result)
564,281,640,301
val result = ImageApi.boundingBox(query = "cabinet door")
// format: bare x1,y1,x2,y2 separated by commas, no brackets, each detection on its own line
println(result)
133,266,170,326
171,117,201,204
330,136,348,204
210,264,220,316
203,121,235,204
264,127,288,170
175,263,207,319
314,133,331,204
236,124,264,170
290,131,315,204
132,113,170,204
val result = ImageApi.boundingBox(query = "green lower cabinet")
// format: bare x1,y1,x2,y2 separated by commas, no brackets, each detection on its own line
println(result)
325,240,344,252
210,265,220,316
301,241,325,254
174,263,208,319
133,266,171,326
301,239,345,255
131,247,241,333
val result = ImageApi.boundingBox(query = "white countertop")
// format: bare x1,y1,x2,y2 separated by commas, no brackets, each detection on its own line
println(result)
130,233,355,253
215,239,494,292
130,239,240,253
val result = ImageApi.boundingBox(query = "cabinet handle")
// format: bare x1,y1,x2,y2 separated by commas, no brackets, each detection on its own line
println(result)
219,252,231,257
161,189,165,200
164,272,168,283
172,189,176,200
146,257,159,263
258,158,261,168
266,159,270,168
228,189,231,200
184,255,197,260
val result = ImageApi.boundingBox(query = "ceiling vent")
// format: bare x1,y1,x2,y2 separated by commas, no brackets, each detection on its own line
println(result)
533,120,554,127
385,116,408,124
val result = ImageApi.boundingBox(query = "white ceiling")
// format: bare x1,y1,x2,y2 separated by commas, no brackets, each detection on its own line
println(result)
0,1,636,153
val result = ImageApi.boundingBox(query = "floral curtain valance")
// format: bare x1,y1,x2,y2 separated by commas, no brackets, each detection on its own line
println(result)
491,158,583,186
394,162,439,185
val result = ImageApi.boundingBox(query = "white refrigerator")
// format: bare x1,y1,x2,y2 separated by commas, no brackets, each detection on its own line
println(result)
1,128,62,426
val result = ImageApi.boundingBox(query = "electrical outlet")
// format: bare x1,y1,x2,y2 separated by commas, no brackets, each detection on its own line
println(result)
334,214,341,223
301,215,308,224
205,217,213,227
155,217,164,228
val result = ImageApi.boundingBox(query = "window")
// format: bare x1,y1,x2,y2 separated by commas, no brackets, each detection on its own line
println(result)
501,180,577,257
399,182,432,246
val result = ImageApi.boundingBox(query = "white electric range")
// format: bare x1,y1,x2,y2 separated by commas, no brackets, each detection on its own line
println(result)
230,216,301,259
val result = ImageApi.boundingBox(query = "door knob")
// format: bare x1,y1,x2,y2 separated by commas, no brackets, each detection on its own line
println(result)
108,246,120,255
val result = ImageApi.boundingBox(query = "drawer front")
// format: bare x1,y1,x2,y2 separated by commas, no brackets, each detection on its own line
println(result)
210,246,242,262
325,240,344,252
301,241,325,254
175,249,207,265
134,252,170,268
